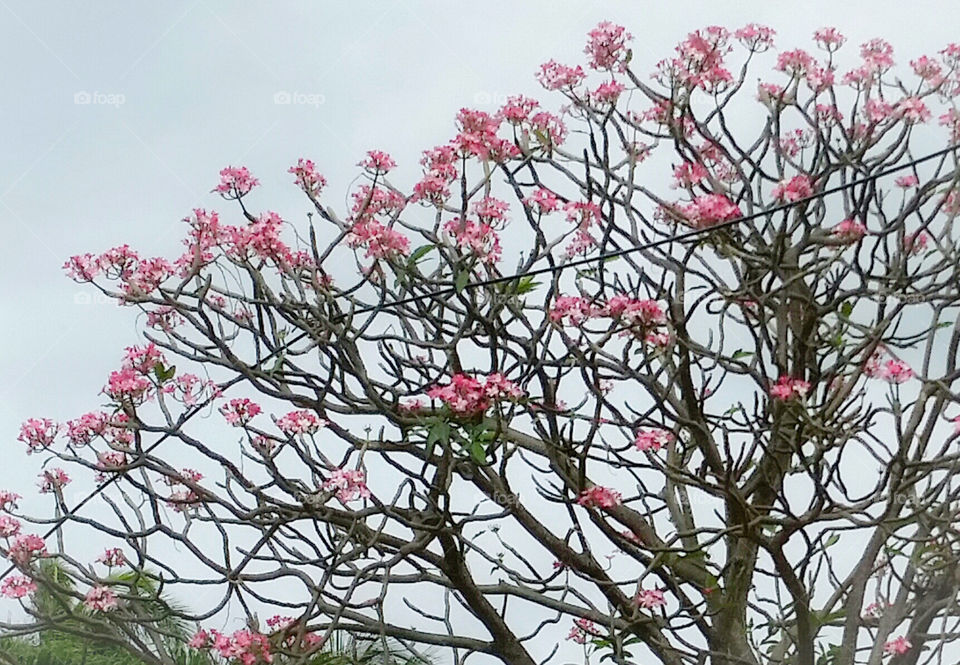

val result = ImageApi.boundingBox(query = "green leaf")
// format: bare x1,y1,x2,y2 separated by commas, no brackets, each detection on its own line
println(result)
455,269,470,294
731,349,753,360
824,533,840,548
469,439,487,465
153,362,176,383
514,275,540,295
426,421,451,458
408,244,435,264
839,301,853,319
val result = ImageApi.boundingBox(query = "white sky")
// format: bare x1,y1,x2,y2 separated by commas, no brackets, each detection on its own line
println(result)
3,0,960,658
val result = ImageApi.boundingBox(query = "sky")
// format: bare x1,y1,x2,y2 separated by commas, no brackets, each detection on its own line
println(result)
3,0,960,657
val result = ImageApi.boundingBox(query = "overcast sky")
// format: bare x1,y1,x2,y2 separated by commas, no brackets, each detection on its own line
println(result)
3,0,960,654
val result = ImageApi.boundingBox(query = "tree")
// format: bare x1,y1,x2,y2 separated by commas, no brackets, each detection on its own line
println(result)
5,20,960,665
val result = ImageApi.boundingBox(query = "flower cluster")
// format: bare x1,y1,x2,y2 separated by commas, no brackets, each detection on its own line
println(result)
38,468,70,494
288,158,327,197
276,410,328,436
214,166,259,199
832,219,867,244
635,588,667,609
97,548,127,567
567,617,602,644
443,218,502,264
864,348,914,383
634,428,674,452
17,418,58,454
584,21,632,72
6,533,47,567
678,194,742,228
84,586,119,612
220,398,262,427
190,628,273,665
577,485,622,509
772,175,814,203
323,468,371,503
770,376,812,401
427,373,524,417
0,575,36,599
358,149,396,174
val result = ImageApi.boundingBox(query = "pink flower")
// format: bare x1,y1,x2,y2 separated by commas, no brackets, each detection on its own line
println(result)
443,218,502,264
104,367,152,403
0,516,21,539
214,166,259,199
883,636,911,655
64,412,109,446
550,296,598,327
0,575,36,599
7,533,47,566
17,418,58,454
776,49,815,76
634,428,674,452
97,548,126,567
289,158,327,197
895,175,919,188
567,618,602,643
97,451,128,472
38,468,70,494
499,95,539,124
84,586,119,612
428,373,523,416
897,97,931,124
635,588,666,609
814,27,846,51
832,219,866,243
878,359,914,384
358,150,396,174
770,376,811,402
220,398,262,427
277,410,327,435
734,24,775,51
772,175,814,203
0,491,21,513
591,81,625,105
537,60,586,90
323,468,371,503
604,296,667,329
911,55,943,84
345,219,411,260
904,231,930,256
585,21,632,72
864,99,894,124
189,630,211,649
529,111,567,146
578,486,622,509
63,253,101,281
953,415,960,435
679,194,741,228
861,38,894,71
672,162,709,188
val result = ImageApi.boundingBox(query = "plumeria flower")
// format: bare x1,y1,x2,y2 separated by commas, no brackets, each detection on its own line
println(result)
84,586,119,612
213,166,259,199
635,428,674,452
220,398,262,426
578,486,622,509
883,636,911,655
635,588,667,609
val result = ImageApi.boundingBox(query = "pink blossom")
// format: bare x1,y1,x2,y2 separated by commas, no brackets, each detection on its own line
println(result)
635,428,674,452
672,161,709,188
122,343,166,375
776,49,815,76
911,55,944,84
757,82,789,106
897,97,931,124
860,38,894,71
815,103,844,126
734,24,775,51
214,166,259,199
0,575,36,599
97,548,126,567
591,81,625,105
345,219,411,260
499,95,539,124
567,618,601,643
680,194,742,228
878,359,914,384
772,175,814,203
276,410,327,435
564,230,597,258
428,373,523,416
550,296,598,327
895,175,919,188
904,231,930,255
443,218,502,264
358,150,396,174
0,516,21,539
189,630,211,649
146,306,184,331
38,468,70,494
564,201,602,228
84,586,119,612
635,588,666,609
162,373,219,407
770,376,811,401
219,398,262,427
814,27,846,51
323,468,371,503
939,109,960,141
604,296,667,329
536,60,586,90
883,636,911,655
103,367,152,403
63,253,101,281
864,99,894,123
98,244,140,279
97,451,128,472
6,533,47,566
289,158,327,197
578,485,622,509
953,415,960,435
0,491,21,513
529,111,567,146
832,219,866,243
585,21,632,72
17,418,58,454
472,197,510,224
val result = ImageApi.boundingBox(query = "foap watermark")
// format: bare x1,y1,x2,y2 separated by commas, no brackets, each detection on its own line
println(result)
74,90,125,108
73,291,115,306
273,90,326,108
472,91,512,107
